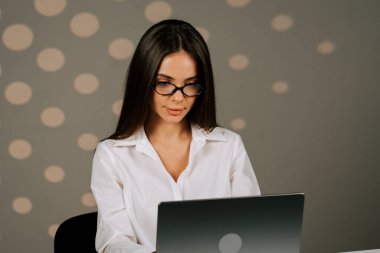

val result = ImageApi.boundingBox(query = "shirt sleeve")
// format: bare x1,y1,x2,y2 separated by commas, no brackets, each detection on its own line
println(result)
230,135,261,196
91,142,154,253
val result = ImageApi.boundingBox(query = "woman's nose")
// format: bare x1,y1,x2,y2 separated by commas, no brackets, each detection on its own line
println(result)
171,89,184,102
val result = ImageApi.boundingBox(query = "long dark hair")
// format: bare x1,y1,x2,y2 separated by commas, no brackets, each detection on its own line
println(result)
109,19,217,139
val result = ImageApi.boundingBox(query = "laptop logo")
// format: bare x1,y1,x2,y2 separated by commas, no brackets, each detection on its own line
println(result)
218,233,242,253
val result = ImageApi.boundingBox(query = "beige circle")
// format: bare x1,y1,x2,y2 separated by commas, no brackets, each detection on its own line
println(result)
34,0,67,16
272,81,289,94
318,40,336,55
9,139,32,160
5,81,32,105
74,73,99,94
37,48,65,72
230,118,246,130
48,224,59,238
108,38,134,60
2,24,34,51
81,192,96,207
196,26,210,42
70,12,99,38
78,133,98,151
145,1,172,23
229,54,249,70
226,0,250,8
12,197,32,214
44,165,65,183
271,14,294,31
112,99,123,116
41,107,65,127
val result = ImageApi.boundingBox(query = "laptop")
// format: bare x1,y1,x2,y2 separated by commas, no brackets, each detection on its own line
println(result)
156,193,305,253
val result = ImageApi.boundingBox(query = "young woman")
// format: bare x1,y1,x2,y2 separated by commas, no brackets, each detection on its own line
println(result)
91,19,260,253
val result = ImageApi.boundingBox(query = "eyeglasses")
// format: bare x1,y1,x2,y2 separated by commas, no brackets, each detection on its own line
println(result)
153,82,203,97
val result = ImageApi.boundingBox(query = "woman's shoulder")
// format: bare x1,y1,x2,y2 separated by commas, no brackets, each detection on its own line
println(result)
96,129,142,150
94,138,129,156
93,139,116,159
195,125,243,143
93,136,139,164
215,126,243,142
96,138,116,149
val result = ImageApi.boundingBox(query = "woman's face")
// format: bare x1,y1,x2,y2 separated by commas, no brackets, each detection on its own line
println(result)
149,50,198,126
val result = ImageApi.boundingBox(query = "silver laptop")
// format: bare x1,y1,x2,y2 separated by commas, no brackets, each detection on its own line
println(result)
156,193,305,253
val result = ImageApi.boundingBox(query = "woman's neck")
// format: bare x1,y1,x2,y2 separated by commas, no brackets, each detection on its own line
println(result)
144,119,191,143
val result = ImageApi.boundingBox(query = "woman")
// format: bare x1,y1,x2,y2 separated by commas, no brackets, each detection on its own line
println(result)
91,19,260,253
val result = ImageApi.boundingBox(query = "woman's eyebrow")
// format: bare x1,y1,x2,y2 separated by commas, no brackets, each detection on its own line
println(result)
157,73,173,80
157,73,198,81
185,75,199,81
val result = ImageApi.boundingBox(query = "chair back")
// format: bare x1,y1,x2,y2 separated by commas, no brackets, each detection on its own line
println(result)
54,212,97,253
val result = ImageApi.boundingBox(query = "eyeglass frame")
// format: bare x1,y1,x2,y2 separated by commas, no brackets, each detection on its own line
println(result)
152,82,203,97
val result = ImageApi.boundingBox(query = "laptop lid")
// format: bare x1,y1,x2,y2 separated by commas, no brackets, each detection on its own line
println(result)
156,193,305,253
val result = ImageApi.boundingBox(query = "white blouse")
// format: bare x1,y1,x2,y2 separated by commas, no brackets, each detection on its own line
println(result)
91,125,261,253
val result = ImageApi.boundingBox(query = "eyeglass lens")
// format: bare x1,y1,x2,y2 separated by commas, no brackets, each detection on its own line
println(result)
155,82,202,97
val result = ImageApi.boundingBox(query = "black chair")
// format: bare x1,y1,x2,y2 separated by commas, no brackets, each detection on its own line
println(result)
54,212,98,253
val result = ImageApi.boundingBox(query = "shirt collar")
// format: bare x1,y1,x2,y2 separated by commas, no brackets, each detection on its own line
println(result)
191,125,226,142
111,127,146,147
111,125,225,147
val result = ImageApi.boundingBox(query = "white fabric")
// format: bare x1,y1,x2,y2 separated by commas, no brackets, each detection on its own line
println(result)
91,125,261,253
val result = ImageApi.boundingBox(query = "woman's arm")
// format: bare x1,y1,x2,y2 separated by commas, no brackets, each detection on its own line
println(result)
230,135,261,197
91,142,154,253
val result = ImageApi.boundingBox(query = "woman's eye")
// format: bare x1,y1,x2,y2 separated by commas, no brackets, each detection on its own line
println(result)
157,81,171,86
186,83,199,87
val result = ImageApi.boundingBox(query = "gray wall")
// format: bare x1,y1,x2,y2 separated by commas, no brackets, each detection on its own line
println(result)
1,0,379,252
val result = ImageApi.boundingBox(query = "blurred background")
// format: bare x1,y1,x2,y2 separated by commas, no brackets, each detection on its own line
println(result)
1,0,379,252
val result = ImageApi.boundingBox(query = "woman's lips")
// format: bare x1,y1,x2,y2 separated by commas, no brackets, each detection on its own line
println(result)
166,108,184,116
